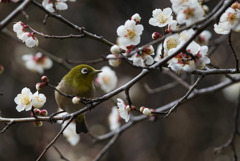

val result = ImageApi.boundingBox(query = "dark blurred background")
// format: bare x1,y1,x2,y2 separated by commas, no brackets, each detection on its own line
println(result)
0,0,240,161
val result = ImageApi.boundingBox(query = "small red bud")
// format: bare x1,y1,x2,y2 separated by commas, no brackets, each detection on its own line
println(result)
33,108,41,116
36,82,45,91
41,76,49,83
152,32,162,40
33,121,43,127
40,109,48,116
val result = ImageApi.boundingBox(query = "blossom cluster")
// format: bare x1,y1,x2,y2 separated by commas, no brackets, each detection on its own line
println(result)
42,0,68,13
14,87,46,112
13,21,39,48
214,1,240,34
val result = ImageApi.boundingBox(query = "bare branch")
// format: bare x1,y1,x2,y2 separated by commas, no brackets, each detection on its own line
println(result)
93,134,119,161
0,0,31,30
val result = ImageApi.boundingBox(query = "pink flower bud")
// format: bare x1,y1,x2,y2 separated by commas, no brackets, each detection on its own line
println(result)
33,108,41,116
41,76,49,83
40,109,48,116
152,32,162,40
36,82,45,91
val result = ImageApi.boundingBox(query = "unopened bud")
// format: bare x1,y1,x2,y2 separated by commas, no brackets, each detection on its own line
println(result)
40,109,48,116
33,121,43,127
72,96,81,104
126,105,131,112
36,82,45,91
41,76,49,83
143,45,154,55
107,54,121,67
131,13,141,24
33,108,41,115
0,65,4,74
152,32,161,40
140,106,144,112
110,45,121,55
143,108,151,116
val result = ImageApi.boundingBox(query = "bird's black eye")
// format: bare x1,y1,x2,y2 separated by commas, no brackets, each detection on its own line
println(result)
81,68,88,75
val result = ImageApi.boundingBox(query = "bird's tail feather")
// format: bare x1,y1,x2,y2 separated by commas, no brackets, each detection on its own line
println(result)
75,115,88,134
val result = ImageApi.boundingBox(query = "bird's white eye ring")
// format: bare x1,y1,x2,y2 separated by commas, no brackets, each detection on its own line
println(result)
81,68,88,75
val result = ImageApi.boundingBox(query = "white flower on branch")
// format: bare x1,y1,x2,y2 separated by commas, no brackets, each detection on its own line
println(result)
168,41,210,73
214,6,240,34
117,19,144,47
149,8,173,27
117,98,131,122
22,52,53,74
174,1,204,26
96,66,118,93
14,87,33,112
32,91,46,108
62,122,80,146
42,0,68,13
14,88,47,112
108,106,121,131
128,45,155,67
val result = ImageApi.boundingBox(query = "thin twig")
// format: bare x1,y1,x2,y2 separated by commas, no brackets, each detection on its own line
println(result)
0,120,14,133
0,0,32,30
53,145,70,161
93,134,119,161
228,31,239,72
165,75,204,117
36,116,74,161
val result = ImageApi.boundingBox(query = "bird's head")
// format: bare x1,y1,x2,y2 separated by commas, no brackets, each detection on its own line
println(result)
63,64,101,86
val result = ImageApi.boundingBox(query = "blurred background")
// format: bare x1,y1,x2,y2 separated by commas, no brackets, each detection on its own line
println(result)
0,0,240,161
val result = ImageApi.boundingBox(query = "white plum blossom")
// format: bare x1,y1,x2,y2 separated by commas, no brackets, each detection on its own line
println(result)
117,98,130,122
149,8,173,27
129,45,154,67
96,66,118,93
175,1,204,26
168,41,210,73
42,0,68,13
62,122,80,146
214,7,240,34
32,91,46,108
14,87,33,112
22,52,53,74
108,106,121,131
163,34,181,55
117,20,144,47
170,0,193,13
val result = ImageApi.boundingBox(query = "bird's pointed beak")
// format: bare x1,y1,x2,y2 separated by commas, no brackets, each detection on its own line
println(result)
92,70,102,75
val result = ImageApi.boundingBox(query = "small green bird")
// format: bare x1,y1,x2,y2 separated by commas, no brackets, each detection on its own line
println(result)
55,64,101,133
